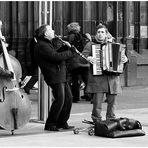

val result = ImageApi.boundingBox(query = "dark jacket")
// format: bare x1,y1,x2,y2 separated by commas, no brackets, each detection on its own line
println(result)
66,32,90,71
26,38,38,75
34,37,73,85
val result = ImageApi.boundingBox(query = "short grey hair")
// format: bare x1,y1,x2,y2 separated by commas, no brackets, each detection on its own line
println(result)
67,22,81,32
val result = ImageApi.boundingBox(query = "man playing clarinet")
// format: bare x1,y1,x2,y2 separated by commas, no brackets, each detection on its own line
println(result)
82,23,128,123
33,25,75,131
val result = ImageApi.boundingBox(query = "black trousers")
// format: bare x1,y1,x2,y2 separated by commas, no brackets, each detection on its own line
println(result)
45,82,73,127
71,67,89,102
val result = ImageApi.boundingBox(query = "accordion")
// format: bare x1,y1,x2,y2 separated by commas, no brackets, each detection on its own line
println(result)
92,42,125,75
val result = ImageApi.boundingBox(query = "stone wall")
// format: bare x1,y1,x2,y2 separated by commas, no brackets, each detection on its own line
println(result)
125,49,148,86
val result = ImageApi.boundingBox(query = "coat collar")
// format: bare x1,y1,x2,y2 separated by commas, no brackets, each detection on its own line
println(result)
37,37,53,44
92,37,108,45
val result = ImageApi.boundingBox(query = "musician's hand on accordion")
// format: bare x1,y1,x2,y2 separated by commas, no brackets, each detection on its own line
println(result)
120,50,128,64
87,56,96,64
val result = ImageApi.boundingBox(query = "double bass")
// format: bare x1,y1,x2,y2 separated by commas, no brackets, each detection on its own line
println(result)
0,21,31,134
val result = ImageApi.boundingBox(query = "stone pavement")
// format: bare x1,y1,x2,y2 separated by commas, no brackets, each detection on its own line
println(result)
0,86,148,147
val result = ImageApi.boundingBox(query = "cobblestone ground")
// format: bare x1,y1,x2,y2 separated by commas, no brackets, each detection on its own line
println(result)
0,86,147,147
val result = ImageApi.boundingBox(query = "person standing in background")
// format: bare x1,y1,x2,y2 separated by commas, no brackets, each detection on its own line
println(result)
66,22,91,103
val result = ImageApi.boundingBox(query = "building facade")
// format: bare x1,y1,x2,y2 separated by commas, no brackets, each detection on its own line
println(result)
0,1,148,86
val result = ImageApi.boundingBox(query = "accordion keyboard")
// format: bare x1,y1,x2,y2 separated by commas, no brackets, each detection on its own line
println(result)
92,44,102,75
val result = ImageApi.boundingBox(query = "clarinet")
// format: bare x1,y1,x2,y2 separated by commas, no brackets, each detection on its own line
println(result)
55,35,92,64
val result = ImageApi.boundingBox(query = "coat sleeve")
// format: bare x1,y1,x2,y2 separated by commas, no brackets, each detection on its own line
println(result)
82,42,93,57
37,42,73,63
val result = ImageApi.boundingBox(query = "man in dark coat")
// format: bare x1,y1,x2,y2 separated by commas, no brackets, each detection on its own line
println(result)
82,23,128,123
34,25,75,131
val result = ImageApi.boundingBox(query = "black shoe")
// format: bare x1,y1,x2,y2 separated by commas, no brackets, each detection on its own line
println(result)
104,99,107,103
57,124,74,130
63,125,75,129
81,95,91,101
24,87,30,94
44,125,59,131
81,95,87,99
73,100,79,103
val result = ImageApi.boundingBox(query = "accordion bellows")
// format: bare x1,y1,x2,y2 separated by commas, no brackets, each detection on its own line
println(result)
92,43,125,75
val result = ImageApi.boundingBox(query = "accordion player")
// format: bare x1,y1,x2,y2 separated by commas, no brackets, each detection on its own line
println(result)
92,42,126,75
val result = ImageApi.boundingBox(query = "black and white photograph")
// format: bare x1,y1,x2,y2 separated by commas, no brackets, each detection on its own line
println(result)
0,0,147,147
